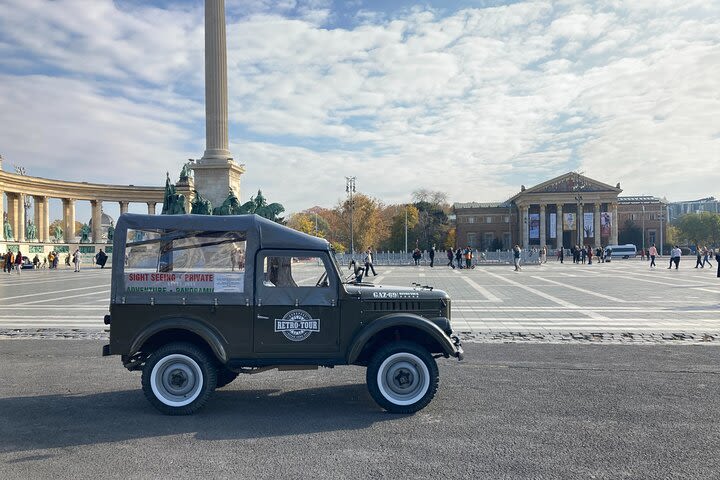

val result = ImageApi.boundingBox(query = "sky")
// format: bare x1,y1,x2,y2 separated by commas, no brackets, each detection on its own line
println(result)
0,0,719,223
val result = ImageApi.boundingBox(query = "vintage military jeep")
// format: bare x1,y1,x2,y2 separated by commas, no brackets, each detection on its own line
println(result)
103,214,462,415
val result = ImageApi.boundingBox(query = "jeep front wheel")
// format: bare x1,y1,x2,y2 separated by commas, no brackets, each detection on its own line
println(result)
141,342,217,415
366,340,439,414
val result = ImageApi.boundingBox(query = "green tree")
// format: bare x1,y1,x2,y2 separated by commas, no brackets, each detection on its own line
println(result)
676,212,720,246
618,219,642,247
386,205,419,251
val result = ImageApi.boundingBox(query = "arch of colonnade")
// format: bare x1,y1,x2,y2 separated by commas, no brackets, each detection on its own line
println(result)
0,165,165,245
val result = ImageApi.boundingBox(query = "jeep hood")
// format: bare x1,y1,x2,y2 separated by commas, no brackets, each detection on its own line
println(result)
345,284,450,301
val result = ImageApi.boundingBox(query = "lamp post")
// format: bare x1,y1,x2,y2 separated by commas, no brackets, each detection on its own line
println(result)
574,194,583,247
659,203,664,255
345,176,356,254
404,204,408,253
641,203,646,252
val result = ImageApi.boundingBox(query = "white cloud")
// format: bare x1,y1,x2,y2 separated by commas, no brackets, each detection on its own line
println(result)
0,0,718,219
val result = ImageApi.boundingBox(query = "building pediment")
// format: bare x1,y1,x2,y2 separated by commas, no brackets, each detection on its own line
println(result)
509,172,622,203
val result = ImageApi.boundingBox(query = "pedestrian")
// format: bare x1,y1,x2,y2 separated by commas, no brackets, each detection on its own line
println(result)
715,250,720,277
464,246,473,269
640,248,645,261
702,246,713,268
540,245,547,264
455,248,463,269
364,247,377,277
32,254,40,269
4,251,12,273
95,248,108,269
429,245,436,268
648,243,658,268
668,245,681,270
587,245,593,265
695,245,703,268
73,248,81,272
412,248,421,266
558,246,564,263
580,247,586,264
53,252,59,269
513,244,522,271
14,249,23,274
446,248,455,268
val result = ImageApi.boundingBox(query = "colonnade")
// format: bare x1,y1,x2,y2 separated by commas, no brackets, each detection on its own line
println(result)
518,201,619,249
0,193,159,244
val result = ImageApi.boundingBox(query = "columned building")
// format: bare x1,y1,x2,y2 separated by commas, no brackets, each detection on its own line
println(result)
455,172,624,251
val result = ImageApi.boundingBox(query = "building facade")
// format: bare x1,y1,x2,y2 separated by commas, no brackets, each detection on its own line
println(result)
617,196,669,251
667,197,719,222
454,172,661,251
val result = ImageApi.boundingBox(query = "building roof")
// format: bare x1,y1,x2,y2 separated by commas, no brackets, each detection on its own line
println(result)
454,201,510,210
618,195,666,204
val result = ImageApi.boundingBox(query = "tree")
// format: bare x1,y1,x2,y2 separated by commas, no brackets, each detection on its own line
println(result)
386,205,419,251
676,212,720,246
618,219,642,247
287,213,323,237
333,193,388,253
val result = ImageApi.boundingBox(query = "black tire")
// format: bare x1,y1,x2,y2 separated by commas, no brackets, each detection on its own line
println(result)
366,340,439,414
141,342,217,415
216,368,239,389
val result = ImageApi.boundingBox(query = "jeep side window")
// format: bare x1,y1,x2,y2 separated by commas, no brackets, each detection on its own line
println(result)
261,255,330,288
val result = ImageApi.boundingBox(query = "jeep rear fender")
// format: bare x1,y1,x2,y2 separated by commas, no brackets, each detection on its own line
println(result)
347,313,456,364
129,318,229,364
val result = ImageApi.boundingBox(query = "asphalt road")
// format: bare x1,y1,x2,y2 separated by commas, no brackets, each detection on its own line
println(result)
1,340,718,479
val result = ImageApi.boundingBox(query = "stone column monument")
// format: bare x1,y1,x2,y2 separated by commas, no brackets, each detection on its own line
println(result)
192,0,245,209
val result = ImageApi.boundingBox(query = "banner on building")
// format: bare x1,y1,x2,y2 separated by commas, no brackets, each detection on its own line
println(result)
583,212,594,238
529,214,540,239
549,213,557,239
601,212,611,236
563,213,575,230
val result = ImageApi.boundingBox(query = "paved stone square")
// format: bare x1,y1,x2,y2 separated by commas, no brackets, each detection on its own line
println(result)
0,259,718,342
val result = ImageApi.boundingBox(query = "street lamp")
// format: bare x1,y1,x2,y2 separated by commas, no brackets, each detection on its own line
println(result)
345,176,356,254
641,203,646,252
574,194,583,247
404,204,408,253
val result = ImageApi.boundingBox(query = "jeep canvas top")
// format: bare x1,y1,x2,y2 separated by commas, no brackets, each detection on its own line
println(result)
103,213,463,415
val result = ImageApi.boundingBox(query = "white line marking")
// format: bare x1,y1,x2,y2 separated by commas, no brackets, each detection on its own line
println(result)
458,276,502,303
21,290,111,305
531,276,627,303
0,285,109,303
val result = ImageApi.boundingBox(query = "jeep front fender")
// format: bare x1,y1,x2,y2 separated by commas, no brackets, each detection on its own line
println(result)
128,317,229,364
346,313,459,364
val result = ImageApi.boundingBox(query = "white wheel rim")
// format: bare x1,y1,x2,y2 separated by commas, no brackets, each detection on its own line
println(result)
376,352,430,406
150,354,204,407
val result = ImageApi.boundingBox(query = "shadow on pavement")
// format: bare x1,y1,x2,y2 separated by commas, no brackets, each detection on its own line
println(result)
0,383,392,454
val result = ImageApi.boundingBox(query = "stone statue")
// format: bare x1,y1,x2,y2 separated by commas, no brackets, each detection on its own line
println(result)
107,221,114,243
161,172,186,215
26,220,36,241
80,223,91,243
52,224,63,242
190,190,213,215
239,189,285,222
213,188,243,216
3,214,13,241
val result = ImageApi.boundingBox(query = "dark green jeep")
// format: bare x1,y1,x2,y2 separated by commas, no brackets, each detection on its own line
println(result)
103,214,462,415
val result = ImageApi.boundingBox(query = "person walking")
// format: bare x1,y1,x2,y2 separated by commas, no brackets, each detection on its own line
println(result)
14,250,23,274
464,246,473,269
695,245,703,268
702,246,713,268
715,250,720,278
513,244,522,271
446,248,455,268
455,248,463,269
364,247,377,277
540,245,547,264
580,247,586,264
4,251,12,273
73,248,81,272
648,243,658,268
558,246,564,263
428,245,436,268
670,245,681,269
412,248,421,266
587,245,593,265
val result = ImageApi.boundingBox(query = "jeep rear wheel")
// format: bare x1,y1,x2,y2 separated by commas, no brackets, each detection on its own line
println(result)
141,342,217,415
366,341,439,414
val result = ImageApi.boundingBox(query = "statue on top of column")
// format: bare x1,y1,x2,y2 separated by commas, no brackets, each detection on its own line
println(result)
3,213,13,241
161,172,187,215
25,220,36,241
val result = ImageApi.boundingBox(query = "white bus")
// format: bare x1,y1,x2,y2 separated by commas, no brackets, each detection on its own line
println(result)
605,244,637,260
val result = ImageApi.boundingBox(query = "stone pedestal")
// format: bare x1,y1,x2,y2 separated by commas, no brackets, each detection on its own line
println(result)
192,162,244,211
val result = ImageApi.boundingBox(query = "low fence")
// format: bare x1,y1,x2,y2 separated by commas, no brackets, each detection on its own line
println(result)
336,250,544,267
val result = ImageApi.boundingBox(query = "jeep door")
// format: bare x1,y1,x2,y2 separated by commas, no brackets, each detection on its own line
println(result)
253,251,340,357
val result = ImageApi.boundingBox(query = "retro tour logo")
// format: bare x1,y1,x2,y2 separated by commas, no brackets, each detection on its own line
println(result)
274,309,320,342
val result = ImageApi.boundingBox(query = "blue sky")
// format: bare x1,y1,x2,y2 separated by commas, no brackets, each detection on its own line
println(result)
0,0,719,223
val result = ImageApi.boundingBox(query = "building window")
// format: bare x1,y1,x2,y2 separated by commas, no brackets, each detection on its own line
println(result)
649,231,656,245
486,216,493,223
467,217,475,224
467,233,477,248
504,216,510,223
